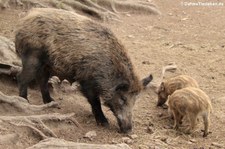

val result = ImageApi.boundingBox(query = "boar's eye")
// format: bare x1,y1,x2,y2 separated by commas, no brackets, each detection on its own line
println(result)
119,96,127,105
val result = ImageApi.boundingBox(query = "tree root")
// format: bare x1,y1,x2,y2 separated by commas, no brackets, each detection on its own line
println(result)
0,113,82,140
0,0,160,21
27,137,132,149
148,63,177,93
0,91,60,113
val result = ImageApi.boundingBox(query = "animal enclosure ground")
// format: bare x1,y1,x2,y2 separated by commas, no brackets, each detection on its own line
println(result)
0,0,225,148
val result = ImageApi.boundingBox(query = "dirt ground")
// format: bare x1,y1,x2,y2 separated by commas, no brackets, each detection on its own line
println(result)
0,0,225,148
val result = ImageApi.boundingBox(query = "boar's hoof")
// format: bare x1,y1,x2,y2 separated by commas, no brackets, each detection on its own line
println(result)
119,128,132,134
203,132,208,137
97,119,109,127
43,97,55,104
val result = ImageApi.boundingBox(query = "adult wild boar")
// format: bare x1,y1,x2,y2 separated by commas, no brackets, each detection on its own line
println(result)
15,8,153,133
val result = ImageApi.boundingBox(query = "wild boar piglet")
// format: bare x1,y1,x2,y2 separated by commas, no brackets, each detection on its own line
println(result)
168,87,212,137
157,75,199,106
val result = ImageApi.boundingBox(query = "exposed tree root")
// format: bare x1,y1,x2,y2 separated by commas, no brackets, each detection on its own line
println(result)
0,91,60,113
0,0,160,21
148,63,177,93
27,137,132,149
0,113,81,140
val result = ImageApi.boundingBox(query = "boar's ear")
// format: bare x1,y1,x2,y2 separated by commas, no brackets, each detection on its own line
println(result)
159,82,165,91
142,74,153,87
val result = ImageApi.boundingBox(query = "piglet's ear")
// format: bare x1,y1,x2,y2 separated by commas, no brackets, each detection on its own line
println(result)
159,82,165,91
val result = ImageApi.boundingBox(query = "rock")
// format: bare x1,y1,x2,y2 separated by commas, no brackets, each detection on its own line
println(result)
122,137,133,144
84,131,97,141
129,134,138,139
0,36,22,76
28,138,132,149
111,139,118,144
139,144,149,149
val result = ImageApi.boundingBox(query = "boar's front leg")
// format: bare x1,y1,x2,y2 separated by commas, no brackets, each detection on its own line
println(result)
37,66,54,104
80,80,109,127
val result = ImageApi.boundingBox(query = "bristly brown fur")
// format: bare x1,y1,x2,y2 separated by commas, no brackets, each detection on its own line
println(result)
15,8,151,133
15,8,142,95
157,75,199,106
168,87,212,137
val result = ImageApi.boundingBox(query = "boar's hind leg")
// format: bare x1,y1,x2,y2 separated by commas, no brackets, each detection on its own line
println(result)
80,80,109,127
17,57,40,101
37,66,54,104
202,112,210,137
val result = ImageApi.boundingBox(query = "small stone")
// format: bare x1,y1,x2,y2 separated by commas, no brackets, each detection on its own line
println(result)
129,134,138,139
127,35,135,38
84,131,97,140
181,18,188,21
148,121,154,127
142,61,151,65
122,137,133,144
111,139,118,144
211,142,224,148
139,144,149,149
126,14,131,17
168,13,173,16
189,139,197,143
160,137,167,143
158,113,164,117
146,126,154,134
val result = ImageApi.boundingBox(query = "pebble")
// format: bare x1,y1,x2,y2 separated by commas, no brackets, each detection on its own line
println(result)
122,137,133,144
127,35,135,38
149,121,154,127
129,134,138,139
84,131,97,141
146,126,154,134
139,144,149,149
126,14,131,17
211,142,224,148
158,113,164,117
181,18,188,21
189,139,197,143
142,61,151,65
111,139,118,144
